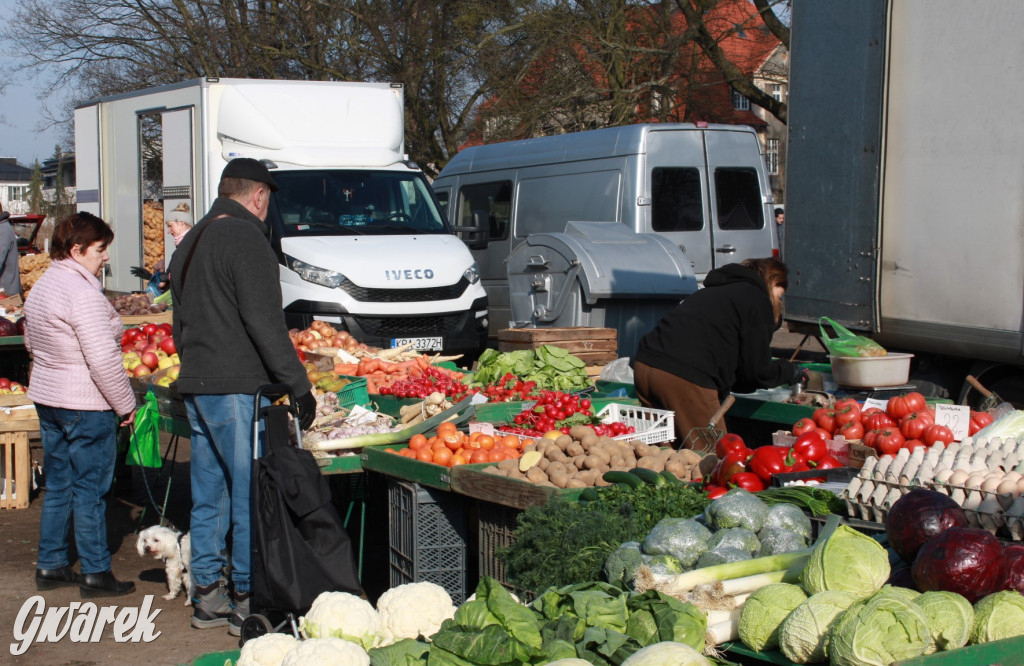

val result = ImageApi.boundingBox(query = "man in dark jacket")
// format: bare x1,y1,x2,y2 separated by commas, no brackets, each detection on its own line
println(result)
634,259,804,444
170,158,317,635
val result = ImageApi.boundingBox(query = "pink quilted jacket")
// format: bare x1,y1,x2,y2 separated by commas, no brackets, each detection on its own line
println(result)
24,259,136,415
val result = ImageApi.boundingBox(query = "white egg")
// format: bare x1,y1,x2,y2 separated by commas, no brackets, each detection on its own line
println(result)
997,479,1019,497
980,476,1003,493
949,470,970,487
934,468,954,484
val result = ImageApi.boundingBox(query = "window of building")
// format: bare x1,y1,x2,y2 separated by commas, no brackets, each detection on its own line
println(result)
652,167,703,232
732,89,750,111
456,181,512,242
7,186,28,201
766,138,780,175
772,84,784,102
715,168,764,230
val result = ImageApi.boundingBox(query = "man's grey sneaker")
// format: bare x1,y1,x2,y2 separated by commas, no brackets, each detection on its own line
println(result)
227,591,250,637
191,582,232,629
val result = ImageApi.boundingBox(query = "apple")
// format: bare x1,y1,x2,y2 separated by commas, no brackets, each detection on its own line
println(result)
169,353,180,364
121,344,136,354
150,330,167,344
10,382,24,393
140,351,160,370
165,365,180,381
142,323,160,337
157,356,175,371
0,377,10,389
133,364,152,377
0,388,11,394
157,323,173,336
133,340,148,351
155,376,174,387
154,349,168,359
158,337,177,355
122,352,142,371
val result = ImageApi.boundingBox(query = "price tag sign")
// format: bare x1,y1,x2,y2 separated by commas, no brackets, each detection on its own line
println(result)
863,397,889,412
934,404,970,441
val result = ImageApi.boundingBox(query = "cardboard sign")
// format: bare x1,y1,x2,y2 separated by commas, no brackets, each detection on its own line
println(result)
863,397,889,412
934,403,970,441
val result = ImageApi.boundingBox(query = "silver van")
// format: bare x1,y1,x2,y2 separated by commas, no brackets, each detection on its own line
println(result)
432,123,778,337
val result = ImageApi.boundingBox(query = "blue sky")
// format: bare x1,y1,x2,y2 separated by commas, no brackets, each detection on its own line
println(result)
0,0,65,166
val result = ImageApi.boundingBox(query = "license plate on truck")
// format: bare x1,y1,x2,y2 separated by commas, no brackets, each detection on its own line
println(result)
392,337,443,351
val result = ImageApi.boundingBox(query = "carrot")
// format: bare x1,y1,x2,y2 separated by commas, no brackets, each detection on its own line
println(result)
362,359,380,374
334,363,359,376
416,355,430,370
365,376,378,394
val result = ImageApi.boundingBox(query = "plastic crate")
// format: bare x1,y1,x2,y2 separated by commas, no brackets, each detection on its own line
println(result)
388,479,468,604
595,403,675,445
476,501,534,600
336,375,370,410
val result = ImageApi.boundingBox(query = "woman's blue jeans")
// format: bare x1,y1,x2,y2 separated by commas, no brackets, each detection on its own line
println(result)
184,394,263,593
36,405,118,574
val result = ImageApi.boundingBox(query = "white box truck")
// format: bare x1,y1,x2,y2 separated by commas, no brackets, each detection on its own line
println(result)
74,78,488,356
431,123,777,352
785,0,1024,403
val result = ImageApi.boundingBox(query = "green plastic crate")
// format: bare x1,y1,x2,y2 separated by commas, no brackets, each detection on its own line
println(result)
336,374,370,410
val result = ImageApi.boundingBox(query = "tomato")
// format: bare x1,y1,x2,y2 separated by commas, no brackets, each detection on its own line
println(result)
791,417,817,436
730,472,766,492
861,407,883,418
813,408,837,433
887,391,927,420
833,399,862,426
968,410,995,436
792,433,828,464
863,411,897,431
839,420,865,441
863,429,879,448
903,439,926,452
899,409,935,440
922,423,955,446
715,433,748,459
812,427,833,441
874,428,906,456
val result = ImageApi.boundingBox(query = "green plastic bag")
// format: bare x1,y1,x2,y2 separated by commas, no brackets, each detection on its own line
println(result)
819,316,887,358
126,391,162,468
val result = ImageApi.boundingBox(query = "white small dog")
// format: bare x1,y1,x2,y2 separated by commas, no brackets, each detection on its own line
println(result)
137,525,193,605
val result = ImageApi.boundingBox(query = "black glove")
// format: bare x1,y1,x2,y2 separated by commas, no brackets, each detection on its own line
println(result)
130,266,154,280
791,366,810,387
296,391,317,430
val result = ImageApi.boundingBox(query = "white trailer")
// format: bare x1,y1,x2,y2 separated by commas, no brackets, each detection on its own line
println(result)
75,78,488,356
785,0,1024,402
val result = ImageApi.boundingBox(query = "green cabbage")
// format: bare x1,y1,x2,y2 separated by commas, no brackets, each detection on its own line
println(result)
778,590,859,664
913,590,973,653
827,587,931,666
800,524,890,598
737,582,808,652
970,590,1024,644
620,641,712,665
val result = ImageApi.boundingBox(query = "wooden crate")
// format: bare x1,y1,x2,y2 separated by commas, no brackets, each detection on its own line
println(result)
497,327,618,366
0,430,32,510
121,310,173,327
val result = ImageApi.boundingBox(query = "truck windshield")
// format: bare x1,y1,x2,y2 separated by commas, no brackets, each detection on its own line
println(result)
268,169,450,237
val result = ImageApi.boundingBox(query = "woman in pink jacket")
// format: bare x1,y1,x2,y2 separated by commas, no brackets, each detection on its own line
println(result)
24,212,138,597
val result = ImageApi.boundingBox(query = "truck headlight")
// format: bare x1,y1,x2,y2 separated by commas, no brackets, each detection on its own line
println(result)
285,255,347,289
464,262,480,285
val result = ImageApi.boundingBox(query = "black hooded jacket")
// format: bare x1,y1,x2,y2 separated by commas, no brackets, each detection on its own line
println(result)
635,263,797,398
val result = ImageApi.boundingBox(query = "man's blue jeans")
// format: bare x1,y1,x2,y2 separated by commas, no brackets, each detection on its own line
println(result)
36,405,118,574
184,394,262,593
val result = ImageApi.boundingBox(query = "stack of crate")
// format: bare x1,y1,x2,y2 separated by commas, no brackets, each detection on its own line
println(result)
497,327,618,377
0,394,38,510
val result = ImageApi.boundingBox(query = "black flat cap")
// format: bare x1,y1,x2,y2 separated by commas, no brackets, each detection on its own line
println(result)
221,158,279,192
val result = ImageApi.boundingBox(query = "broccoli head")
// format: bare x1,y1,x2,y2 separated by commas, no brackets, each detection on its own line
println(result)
604,542,645,588
641,518,711,569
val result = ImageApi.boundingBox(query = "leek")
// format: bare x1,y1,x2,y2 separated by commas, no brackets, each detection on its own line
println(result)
313,395,476,451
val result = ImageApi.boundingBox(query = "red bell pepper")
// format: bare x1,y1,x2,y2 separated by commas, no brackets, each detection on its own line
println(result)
749,446,793,483
704,484,728,500
713,449,751,486
730,472,766,492
791,432,828,464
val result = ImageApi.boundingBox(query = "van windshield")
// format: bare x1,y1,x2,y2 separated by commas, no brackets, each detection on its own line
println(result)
268,169,450,237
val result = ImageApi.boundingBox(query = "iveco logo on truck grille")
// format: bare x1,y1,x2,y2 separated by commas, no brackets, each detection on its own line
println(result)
385,269,435,280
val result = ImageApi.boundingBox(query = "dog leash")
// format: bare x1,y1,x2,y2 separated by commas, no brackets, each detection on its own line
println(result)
126,423,181,531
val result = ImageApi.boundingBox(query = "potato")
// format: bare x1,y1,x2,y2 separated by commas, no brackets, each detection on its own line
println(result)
538,456,551,471
522,442,537,453
580,434,600,450
676,449,703,466
609,455,625,469
526,466,549,485
566,441,585,457
633,442,653,458
497,458,519,472
571,454,589,470
566,478,588,489
574,469,598,486
483,465,506,476
570,425,597,441
583,455,607,471
546,447,569,464
664,460,691,481
548,470,570,489
594,475,612,487
546,461,569,479
636,454,666,472
555,434,573,451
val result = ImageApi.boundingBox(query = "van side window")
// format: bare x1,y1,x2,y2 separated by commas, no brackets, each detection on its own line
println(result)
652,167,704,232
715,168,764,230
457,181,512,241
435,191,449,218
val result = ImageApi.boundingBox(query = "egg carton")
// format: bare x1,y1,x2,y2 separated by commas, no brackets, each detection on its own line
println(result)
841,437,1024,540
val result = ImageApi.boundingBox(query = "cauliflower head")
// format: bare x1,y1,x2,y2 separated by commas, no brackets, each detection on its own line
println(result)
237,633,300,666
620,641,712,665
376,581,456,644
280,637,369,666
298,591,383,650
